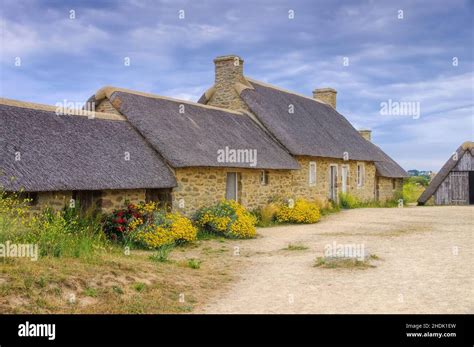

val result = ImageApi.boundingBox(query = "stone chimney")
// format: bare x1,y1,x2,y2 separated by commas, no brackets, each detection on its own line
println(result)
313,88,337,108
207,55,250,111
359,130,372,142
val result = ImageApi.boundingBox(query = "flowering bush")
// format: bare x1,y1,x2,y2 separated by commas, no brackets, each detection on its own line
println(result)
103,202,197,249
195,200,257,238
132,211,197,249
276,199,321,224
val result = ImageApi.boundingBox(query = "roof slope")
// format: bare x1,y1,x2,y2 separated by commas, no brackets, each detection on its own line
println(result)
106,89,299,170
418,142,474,204
372,145,408,178
239,79,387,161
0,100,176,192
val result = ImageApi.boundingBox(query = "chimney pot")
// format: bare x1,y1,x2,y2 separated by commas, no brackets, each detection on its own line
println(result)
359,129,372,142
313,88,337,108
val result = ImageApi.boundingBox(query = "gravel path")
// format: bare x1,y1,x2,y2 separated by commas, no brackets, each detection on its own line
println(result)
199,206,473,314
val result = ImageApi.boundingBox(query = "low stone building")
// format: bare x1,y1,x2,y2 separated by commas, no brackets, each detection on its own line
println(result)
1,55,407,216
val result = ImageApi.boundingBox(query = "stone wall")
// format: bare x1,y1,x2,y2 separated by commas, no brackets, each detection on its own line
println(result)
100,189,146,213
172,157,378,216
376,177,403,202
29,189,146,214
32,191,73,212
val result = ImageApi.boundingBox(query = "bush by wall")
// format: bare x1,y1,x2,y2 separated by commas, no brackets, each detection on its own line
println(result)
275,199,321,224
195,200,257,238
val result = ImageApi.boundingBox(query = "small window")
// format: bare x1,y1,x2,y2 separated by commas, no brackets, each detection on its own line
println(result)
18,192,38,206
260,170,269,186
309,161,317,186
357,163,365,187
392,179,396,190
226,172,240,201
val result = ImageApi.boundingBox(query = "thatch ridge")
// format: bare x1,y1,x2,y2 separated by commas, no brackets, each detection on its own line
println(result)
93,86,244,115
418,142,473,204
110,91,300,170
0,97,125,121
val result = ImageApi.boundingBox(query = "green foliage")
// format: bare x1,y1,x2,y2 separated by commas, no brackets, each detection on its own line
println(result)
195,200,257,239
338,193,359,209
187,258,201,269
406,175,430,187
0,191,108,259
403,181,425,203
149,244,174,263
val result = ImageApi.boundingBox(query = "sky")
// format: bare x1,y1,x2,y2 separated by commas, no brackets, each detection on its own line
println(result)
1,0,473,171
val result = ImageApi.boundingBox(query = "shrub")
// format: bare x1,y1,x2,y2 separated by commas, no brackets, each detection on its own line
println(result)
338,193,359,209
131,211,197,249
104,202,197,249
403,181,425,203
0,191,108,258
276,199,321,224
195,200,257,238
252,202,280,227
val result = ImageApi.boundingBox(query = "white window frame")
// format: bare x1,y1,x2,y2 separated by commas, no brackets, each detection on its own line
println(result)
357,162,365,188
309,161,317,186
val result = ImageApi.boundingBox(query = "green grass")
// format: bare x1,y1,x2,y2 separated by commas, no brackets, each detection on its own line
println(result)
83,287,98,297
313,256,376,269
149,244,174,263
283,243,308,251
403,181,425,203
187,258,201,269
133,282,146,292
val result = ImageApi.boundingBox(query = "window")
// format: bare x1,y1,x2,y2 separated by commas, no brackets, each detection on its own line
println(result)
357,163,365,187
260,170,269,186
17,192,38,206
226,172,240,201
392,179,396,190
309,161,317,186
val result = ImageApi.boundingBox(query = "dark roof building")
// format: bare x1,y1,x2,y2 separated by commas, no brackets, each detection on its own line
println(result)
0,99,176,192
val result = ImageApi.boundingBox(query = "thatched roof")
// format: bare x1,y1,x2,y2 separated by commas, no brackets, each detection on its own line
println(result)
99,88,299,170
0,99,176,192
239,79,388,160
372,145,408,178
418,141,474,204
199,77,407,177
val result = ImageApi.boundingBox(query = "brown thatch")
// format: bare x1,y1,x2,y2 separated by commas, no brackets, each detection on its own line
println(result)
105,89,299,170
418,141,474,204
372,145,408,178
0,101,176,192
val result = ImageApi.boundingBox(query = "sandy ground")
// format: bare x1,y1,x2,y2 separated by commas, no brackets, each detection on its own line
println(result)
198,206,473,314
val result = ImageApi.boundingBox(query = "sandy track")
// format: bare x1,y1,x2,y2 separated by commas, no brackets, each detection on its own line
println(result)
199,206,473,313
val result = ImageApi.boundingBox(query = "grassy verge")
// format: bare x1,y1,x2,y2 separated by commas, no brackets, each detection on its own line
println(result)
0,239,237,313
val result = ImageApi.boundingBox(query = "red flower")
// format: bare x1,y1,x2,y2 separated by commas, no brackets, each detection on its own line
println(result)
117,211,124,217
116,226,124,232
117,218,125,224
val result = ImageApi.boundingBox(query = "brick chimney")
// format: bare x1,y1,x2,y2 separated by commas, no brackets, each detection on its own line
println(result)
207,55,249,111
359,129,372,142
313,88,337,108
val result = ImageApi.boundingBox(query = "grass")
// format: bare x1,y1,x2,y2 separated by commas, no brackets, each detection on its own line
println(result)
313,256,377,269
0,239,237,313
149,244,174,263
187,258,201,269
283,243,308,251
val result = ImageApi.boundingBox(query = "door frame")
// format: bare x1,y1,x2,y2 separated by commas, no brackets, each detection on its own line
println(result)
341,164,349,194
329,164,338,202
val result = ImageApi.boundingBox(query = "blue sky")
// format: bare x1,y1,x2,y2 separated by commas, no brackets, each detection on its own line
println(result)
1,0,472,171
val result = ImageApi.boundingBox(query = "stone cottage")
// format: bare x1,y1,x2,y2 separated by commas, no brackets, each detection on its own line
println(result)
0,55,407,216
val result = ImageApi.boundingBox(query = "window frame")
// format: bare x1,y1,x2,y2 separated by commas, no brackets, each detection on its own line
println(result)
260,170,269,186
357,162,365,188
309,161,317,186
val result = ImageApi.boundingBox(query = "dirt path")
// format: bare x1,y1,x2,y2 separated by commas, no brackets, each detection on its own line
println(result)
198,206,473,314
